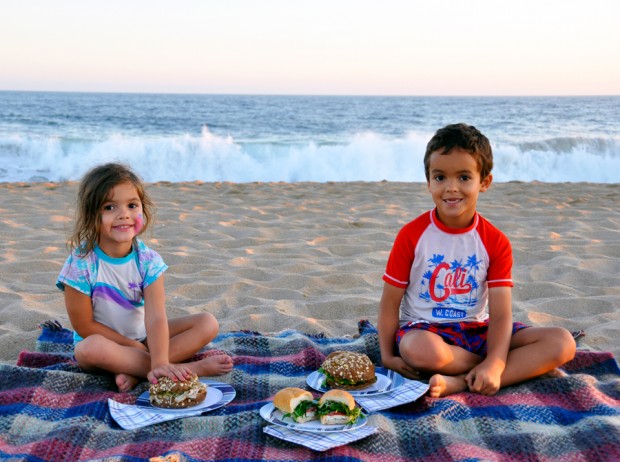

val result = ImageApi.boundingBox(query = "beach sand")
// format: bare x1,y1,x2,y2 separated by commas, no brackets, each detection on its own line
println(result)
1,181,618,364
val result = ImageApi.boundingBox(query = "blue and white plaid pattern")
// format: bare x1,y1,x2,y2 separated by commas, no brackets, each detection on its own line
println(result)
108,399,203,430
263,425,378,451
356,379,429,412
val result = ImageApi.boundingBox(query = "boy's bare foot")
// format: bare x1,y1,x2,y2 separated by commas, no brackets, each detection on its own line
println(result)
189,354,234,377
428,373,468,398
116,373,140,392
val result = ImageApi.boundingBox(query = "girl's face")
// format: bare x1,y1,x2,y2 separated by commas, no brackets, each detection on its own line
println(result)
427,147,492,229
98,182,144,258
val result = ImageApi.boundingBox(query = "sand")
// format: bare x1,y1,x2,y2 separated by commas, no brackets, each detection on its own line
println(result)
0,181,618,364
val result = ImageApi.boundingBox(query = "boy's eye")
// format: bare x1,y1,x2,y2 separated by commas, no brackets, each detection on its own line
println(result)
460,175,471,181
433,175,444,181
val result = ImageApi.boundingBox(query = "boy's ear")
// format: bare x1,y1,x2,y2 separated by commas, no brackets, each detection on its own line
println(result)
480,174,493,192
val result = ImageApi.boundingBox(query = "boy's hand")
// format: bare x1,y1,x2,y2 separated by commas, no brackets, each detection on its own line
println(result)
381,355,422,380
465,358,505,395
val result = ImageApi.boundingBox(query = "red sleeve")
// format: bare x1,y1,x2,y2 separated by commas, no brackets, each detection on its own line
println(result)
477,216,514,288
383,212,431,289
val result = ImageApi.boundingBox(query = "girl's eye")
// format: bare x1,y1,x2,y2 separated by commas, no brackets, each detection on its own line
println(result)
103,205,114,211
129,203,140,209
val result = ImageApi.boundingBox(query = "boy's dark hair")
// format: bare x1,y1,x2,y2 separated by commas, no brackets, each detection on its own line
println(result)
424,123,493,181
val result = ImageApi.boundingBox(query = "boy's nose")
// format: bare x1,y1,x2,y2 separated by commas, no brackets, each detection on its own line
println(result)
445,178,458,191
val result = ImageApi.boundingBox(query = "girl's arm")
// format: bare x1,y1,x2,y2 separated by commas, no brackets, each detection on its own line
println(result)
64,286,146,350
142,276,190,382
465,286,512,394
377,282,418,379
142,276,170,370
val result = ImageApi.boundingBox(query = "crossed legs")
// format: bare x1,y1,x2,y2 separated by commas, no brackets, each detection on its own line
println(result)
74,312,233,391
398,326,576,397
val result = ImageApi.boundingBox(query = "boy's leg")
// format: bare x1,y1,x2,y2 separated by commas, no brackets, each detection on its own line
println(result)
399,329,483,375
498,326,575,388
166,313,233,376
399,329,481,397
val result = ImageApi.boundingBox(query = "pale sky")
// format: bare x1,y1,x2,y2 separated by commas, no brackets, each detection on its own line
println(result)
1,0,619,96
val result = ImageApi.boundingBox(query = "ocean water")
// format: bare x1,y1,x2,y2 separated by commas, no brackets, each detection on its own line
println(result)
0,91,618,183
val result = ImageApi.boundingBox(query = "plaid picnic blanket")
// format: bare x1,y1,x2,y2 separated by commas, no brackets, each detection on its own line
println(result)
1,320,619,461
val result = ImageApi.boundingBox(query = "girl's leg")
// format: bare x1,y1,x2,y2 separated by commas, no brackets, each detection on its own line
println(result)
74,334,151,392
498,326,575,387
165,312,233,376
167,312,219,361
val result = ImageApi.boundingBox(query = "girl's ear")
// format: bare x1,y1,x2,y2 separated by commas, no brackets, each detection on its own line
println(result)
480,173,493,192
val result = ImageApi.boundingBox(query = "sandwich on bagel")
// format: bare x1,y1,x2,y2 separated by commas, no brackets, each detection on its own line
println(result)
149,373,207,409
273,387,318,423
317,389,362,425
318,351,377,390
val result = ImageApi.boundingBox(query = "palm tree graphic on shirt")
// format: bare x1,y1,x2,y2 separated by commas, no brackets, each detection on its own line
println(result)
128,282,142,301
419,253,481,309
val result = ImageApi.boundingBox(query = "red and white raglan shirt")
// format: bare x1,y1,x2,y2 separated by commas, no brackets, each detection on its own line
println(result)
383,209,514,325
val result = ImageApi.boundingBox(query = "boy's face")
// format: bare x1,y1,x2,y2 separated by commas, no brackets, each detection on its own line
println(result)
427,147,492,228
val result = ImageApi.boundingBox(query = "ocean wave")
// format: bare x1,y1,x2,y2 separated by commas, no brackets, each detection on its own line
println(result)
0,128,618,183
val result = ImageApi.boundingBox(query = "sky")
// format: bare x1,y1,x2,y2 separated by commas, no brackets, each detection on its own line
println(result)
1,0,619,96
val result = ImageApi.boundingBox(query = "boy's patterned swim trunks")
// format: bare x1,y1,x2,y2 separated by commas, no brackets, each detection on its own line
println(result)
395,320,530,356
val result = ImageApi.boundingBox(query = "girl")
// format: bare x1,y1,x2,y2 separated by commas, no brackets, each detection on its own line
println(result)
57,163,233,392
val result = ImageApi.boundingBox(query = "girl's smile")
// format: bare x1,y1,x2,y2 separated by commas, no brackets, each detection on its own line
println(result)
98,182,144,257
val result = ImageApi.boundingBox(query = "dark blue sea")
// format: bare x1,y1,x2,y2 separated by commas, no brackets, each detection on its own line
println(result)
1,91,618,183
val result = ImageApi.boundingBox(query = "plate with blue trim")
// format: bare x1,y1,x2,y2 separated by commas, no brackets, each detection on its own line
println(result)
136,379,236,414
259,402,368,433
306,367,405,396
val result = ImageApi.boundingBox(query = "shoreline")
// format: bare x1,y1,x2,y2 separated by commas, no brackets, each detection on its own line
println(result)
1,181,618,363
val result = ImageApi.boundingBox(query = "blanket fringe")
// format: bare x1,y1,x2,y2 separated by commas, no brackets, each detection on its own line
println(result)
39,320,64,331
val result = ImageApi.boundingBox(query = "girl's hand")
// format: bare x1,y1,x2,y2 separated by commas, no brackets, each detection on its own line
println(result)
147,363,192,384
131,340,149,352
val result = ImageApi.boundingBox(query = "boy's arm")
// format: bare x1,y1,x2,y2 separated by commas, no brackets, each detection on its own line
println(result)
377,282,419,379
143,276,190,383
64,286,147,351
465,286,512,395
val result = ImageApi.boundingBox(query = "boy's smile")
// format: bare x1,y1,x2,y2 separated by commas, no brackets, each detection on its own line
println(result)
427,147,492,229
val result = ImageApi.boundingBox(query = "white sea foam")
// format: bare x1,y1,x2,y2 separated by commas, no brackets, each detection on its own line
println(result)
0,127,618,183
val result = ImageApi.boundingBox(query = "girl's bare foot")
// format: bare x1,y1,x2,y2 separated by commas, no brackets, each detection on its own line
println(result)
115,373,140,392
189,354,234,377
539,368,568,379
428,373,468,398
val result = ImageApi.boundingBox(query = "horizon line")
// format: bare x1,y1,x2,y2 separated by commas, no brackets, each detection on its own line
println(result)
1,88,618,98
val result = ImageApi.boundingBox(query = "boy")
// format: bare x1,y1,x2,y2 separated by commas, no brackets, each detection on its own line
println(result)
378,123,575,397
